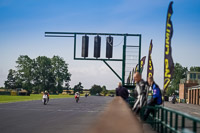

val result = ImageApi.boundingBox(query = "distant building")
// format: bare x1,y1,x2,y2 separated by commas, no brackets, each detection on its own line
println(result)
179,71,200,102
188,85,200,105
186,71,200,84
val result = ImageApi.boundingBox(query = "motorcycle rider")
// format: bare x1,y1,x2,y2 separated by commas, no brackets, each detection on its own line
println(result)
75,92,80,102
44,90,49,101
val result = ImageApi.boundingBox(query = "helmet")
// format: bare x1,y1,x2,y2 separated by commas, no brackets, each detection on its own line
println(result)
45,90,47,93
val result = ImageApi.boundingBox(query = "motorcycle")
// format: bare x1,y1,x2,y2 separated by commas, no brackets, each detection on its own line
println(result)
75,96,79,103
42,94,48,105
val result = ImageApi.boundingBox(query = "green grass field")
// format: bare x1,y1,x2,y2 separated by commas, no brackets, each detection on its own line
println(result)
0,94,74,103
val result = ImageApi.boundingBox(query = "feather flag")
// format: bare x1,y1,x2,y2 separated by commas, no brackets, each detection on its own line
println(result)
131,67,135,83
164,1,174,90
126,71,131,84
147,40,154,79
135,56,146,73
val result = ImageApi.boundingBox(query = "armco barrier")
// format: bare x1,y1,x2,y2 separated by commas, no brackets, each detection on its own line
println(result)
140,105,200,133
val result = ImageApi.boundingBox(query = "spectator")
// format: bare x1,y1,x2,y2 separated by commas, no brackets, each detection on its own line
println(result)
143,76,162,121
132,72,148,114
116,82,129,102
172,93,176,104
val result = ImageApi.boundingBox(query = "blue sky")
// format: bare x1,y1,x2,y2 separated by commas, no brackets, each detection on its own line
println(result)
0,0,200,89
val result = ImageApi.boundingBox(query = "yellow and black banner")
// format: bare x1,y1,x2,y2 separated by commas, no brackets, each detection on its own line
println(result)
135,56,146,73
164,1,174,90
135,64,138,72
130,67,134,83
147,40,154,79
126,71,131,84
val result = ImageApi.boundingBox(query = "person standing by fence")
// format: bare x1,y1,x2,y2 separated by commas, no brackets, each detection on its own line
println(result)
116,82,129,103
132,72,148,114
143,76,162,120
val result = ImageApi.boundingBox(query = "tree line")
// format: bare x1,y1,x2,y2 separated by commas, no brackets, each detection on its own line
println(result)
166,63,200,96
65,82,110,96
4,55,71,94
4,55,199,96
90,84,108,96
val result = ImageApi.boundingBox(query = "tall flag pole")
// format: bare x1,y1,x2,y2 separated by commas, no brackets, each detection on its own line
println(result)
147,40,154,80
164,1,174,92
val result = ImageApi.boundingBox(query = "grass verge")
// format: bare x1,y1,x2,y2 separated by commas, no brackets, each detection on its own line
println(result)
0,94,74,103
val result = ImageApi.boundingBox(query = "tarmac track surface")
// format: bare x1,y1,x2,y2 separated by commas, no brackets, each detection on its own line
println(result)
0,96,113,133
164,101,200,119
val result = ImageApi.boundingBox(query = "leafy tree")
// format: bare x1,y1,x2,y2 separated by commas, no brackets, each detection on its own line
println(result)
190,66,200,72
0,87,5,89
5,55,71,94
166,63,187,96
101,85,108,96
16,55,33,94
108,90,115,95
73,82,83,94
14,72,23,89
90,84,102,95
4,69,17,89
33,56,55,93
51,56,71,93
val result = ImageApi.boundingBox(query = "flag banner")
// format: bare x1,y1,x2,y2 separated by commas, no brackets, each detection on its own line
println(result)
147,40,154,79
164,1,174,90
135,56,146,73
126,71,131,84
131,67,135,83
135,64,139,72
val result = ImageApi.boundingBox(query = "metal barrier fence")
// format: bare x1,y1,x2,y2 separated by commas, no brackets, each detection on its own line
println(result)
140,105,200,133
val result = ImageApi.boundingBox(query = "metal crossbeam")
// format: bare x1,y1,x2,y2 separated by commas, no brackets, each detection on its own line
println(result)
45,31,141,87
